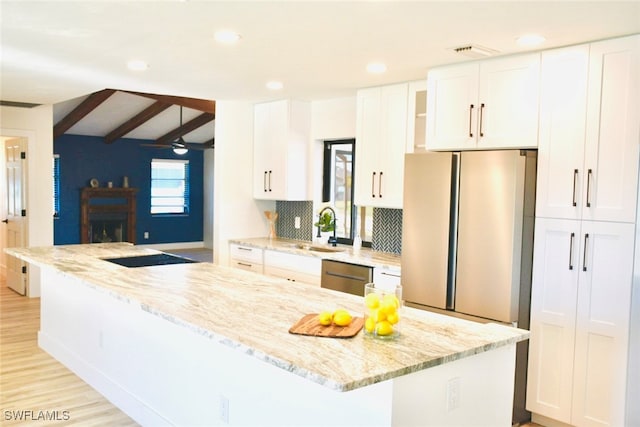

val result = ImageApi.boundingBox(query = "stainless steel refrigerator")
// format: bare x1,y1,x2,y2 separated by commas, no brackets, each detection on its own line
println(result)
401,150,536,424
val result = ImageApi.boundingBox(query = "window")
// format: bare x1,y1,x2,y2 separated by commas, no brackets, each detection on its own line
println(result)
322,139,355,244
151,159,190,214
53,154,60,218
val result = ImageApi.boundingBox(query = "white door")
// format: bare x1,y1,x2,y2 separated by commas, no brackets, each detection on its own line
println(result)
5,137,28,295
582,35,640,223
535,44,589,220
527,217,580,423
425,62,479,150
571,221,634,427
478,53,540,149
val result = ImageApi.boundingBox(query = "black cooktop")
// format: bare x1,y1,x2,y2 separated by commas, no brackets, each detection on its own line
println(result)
103,253,199,268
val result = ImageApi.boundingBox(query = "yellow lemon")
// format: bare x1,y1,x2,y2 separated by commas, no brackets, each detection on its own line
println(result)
333,310,352,326
364,317,376,333
364,293,380,309
375,321,394,336
387,312,400,325
379,302,396,317
369,308,386,323
318,311,333,326
382,294,400,308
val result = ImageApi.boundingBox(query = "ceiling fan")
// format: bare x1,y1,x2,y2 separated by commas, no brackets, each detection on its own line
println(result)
140,105,214,152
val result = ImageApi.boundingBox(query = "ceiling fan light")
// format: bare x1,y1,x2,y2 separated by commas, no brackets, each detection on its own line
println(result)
172,140,188,155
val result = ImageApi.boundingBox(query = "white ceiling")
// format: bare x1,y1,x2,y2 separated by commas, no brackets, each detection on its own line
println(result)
2,1,639,141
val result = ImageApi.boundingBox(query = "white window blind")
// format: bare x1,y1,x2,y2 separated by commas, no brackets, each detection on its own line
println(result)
151,159,190,214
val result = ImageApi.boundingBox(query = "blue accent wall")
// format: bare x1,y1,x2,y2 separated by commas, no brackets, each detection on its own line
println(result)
54,134,204,245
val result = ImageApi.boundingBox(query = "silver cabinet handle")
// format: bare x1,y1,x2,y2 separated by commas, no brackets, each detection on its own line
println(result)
479,103,485,137
237,262,252,267
469,104,474,137
586,169,593,208
572,169,578,207
582,233,589,272
378,171,383,198
569,232,575,270
371,172,376,198
238,247,252,252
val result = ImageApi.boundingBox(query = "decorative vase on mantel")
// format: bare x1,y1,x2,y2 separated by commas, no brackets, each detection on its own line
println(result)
264,211,278,240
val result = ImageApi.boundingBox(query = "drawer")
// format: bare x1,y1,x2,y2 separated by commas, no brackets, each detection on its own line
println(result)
230,258,263,274
264,265,320,286
264,250,321,276
230,244,263,264
373,267,402,287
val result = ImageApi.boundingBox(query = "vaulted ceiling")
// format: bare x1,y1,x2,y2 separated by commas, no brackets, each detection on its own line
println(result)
53,90,216,147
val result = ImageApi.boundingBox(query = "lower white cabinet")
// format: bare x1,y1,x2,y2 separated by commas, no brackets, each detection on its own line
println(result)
527,218,634,426
373,266,401,289
264,250,322,286
229,244,263,273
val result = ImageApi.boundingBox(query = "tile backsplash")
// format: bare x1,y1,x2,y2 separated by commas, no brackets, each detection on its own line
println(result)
372,208,402,254
275,201,314,241
275,201,402,254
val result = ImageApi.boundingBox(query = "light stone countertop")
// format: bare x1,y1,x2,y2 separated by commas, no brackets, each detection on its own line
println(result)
6,243,528,392
229,237,402,270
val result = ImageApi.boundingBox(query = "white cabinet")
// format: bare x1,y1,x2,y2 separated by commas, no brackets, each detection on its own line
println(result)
536,36,640,223
527,218,634,426
263,250,322,286
229,244,263,273
253,100,310,200
426,53,540,150
354,83,408,208
407,79,427,152
373,266,401,288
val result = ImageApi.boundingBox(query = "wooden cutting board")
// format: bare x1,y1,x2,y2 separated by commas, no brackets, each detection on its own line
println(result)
289,313,364,338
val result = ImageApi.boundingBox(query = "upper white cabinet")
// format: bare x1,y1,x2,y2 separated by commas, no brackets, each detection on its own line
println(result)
407,79,427,152
536,36,640,223
527,218,634,426
426,53,540,150
355,83,408,208
253,100,310,200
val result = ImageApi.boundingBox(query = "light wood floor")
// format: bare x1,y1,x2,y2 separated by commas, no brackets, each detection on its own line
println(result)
0,279,137,426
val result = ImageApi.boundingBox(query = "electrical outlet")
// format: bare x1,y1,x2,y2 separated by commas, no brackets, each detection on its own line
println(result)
294,217,301,229
446,377,460,412
219,395,229,424
144,231,149,239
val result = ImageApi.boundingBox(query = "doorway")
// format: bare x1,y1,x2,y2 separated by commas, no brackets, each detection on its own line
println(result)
1,136,28,295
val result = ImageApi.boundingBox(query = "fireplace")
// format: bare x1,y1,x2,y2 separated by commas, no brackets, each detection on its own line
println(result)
81,188,138,244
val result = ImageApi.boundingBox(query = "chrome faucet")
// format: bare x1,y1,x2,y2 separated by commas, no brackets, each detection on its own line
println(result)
316,207,338,247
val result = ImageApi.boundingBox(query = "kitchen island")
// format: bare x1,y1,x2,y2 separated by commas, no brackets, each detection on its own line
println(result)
7,243,528,426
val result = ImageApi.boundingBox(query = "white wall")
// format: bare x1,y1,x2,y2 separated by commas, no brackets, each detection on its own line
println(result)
213,101,275,266
1,105,54,248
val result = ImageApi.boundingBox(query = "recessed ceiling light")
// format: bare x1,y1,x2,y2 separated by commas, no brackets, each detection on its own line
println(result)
266,81,283,90
366,62,387,74
516,34,546,47
127,59,149,71
214,30,242,44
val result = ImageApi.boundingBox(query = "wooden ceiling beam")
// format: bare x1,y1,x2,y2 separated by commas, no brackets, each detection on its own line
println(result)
123,91,216,114
104,101,172,144
53,89,116,138
155,112,215,145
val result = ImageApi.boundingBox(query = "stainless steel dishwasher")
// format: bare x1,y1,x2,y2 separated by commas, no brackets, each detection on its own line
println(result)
321,259,373,297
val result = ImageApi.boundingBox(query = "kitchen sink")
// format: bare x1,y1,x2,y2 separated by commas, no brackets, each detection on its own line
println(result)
103,253,199,268
289,243,345,253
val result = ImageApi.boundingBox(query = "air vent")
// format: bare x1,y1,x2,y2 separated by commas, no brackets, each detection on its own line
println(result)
452,44,499,59
0,100,41,108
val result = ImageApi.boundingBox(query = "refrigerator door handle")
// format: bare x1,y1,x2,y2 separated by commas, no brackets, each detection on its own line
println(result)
572,169,579,207
582,233,589,272
586,168,593,207
468,104,474,137
569,232,575,270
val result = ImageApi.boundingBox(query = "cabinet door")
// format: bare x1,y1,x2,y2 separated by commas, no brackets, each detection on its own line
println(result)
571,221,634,427
425,62,479,150
253,102,272,198
354,87,381,206
253,102,287,200
582,35,640,223
478,53,540,149
536,45,589,220
377,83,408,208
527,218,580,423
